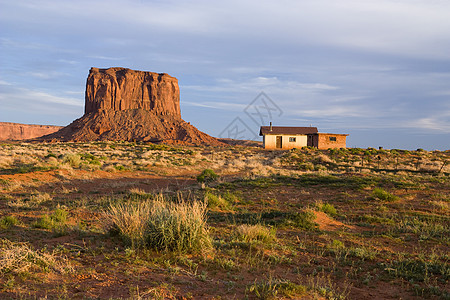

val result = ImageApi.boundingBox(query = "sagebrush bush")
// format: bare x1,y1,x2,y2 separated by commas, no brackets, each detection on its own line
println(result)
372,188,398,202
204,191,232,210
197,169,218,184
33,208,68,232
321,203,337,217
63,154,81,168
0,216,18,229
106,194,212,253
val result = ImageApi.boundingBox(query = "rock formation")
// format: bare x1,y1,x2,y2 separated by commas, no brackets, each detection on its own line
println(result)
85,67,181,117
0,122,63,141
40,67,223,145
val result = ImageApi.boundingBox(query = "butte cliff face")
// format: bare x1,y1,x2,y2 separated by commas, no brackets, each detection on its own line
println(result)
41,67,222,145
85,67,181,117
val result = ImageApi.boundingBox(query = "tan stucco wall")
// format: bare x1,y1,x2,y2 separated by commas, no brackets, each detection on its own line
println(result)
313,134,347,149
263,134,307,150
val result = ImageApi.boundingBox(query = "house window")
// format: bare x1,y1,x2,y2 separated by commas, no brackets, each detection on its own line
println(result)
329,136,337,142
289,137,296,142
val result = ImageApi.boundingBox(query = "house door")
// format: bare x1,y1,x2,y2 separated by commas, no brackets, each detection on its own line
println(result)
276,136,282,149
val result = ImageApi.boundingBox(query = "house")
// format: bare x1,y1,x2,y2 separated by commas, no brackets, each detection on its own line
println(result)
259,123,348,150
259,124,318,150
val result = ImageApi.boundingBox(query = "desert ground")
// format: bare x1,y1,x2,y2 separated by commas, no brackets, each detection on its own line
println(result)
0,141,448,299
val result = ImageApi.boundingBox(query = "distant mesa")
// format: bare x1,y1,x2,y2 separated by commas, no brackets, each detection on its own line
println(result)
0,122,62,141
39,67,223,145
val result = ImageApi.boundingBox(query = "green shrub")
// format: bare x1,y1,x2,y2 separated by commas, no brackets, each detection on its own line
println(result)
331,239,345,249
204,192,224,209
372,188,398,202
51,209,68,223
204,191,232,210
197,169,218,184
33,215,54,230
222,191,240,204
80,153,101,166
33,208,68,231
114,164,126,171
321,203,337,217
282,211,317,230
106,194,212,253
0,216,18,229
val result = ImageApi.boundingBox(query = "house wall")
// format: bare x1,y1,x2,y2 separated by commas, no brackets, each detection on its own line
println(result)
313,134,347,149
263,134,307,150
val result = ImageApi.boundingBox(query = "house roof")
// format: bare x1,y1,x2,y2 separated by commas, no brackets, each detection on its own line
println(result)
316,133,349,136
259,126,318,136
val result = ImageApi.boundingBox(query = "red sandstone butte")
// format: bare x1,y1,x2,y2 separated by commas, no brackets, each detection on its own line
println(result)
0,122,63,141
40,67,223,145
85,67,181,117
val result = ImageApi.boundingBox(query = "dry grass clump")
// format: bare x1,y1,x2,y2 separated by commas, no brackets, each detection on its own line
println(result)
102,164,117,172
0,239,73,275
12,155,40,166
45,156,59,167
63,153,81,168
129,188,149,196
106,201,151,247
105,194,212,253
7,192,52,209
430,201,449,213
0,155,13,168
316,154,333,163
30,192,52,205
234,224,276,244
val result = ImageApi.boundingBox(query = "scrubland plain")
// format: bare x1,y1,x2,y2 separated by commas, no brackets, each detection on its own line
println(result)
0,142,448,299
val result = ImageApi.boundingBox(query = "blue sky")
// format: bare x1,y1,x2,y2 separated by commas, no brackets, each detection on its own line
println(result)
1,0,449,150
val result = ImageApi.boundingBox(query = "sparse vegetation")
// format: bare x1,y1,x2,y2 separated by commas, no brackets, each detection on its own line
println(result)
0,142,448,298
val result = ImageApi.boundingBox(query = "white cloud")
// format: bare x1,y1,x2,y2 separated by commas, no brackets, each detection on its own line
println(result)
401,110,450,133
0,80,12,86
183,101,247,111
87,55,126,61
3,0,450,60
0,84,83,108
27,71,69,80
183,77,339,95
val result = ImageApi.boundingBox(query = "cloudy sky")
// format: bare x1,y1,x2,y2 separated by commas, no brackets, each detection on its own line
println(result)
1,0,449,150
